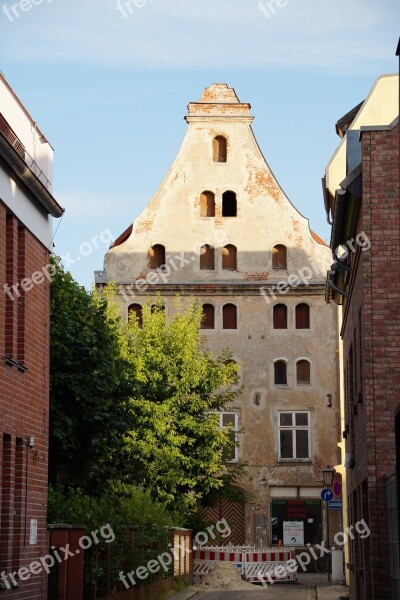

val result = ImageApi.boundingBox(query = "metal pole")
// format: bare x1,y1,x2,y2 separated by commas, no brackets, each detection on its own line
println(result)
327,504,331,581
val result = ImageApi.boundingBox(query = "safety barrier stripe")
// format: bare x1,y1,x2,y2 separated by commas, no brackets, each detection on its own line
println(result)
193,546,297,583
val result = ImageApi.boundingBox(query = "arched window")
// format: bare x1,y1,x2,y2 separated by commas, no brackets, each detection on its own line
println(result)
213,136,227,162
200,191,215,217
149,244,165,269
273,304,287,329
272,244,287,269
151,303,165,315
201,304,215,329
223,304,237,329
200,245,215,270
297,360,311,384
128,304,143,328
222,245,237,270
274,360,287,385
222,191,237,217
296,304,310,329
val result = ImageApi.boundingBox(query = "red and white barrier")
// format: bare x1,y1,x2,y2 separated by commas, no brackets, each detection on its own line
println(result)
193,548,244,581
244,549,297,583
193,546,297,584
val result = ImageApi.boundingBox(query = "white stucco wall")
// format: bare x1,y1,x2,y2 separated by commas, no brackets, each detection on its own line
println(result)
326,74,399,196
0,74,54,247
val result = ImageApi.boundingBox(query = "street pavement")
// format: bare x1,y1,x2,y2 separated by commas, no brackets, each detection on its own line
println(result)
167,575,348,600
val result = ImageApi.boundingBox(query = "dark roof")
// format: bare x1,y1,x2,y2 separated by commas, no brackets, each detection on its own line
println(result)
335,101,364,137
110,223,133,248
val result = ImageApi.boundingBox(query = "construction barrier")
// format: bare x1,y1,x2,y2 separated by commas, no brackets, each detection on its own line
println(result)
193,546,297,584
244,549,297,583
193,548,244,581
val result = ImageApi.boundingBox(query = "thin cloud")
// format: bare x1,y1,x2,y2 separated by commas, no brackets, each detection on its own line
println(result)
1,0,398,72
56,190,134,218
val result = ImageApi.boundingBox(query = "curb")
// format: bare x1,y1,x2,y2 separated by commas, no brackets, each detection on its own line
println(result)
167,588,201,600
316,584,349,600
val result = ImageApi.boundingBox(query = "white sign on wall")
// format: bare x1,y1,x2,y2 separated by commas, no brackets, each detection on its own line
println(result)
283,521,304,546
29,519,38,545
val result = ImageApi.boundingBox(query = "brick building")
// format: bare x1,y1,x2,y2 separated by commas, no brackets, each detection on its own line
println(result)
96,83,340,547
0,73,63,598
323,73,400,599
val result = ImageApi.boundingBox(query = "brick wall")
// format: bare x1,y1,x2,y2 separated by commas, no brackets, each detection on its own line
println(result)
0,199,51,600
341,123,400,600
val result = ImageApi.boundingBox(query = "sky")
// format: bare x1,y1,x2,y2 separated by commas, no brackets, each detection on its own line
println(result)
1,0,399,288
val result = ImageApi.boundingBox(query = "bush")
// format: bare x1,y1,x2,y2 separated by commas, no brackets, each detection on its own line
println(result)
48,484,181,596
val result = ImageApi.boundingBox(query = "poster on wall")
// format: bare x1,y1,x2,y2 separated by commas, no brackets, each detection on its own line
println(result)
283,521,304,546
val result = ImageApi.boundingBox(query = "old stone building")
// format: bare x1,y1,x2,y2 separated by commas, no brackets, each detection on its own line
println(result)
96,84,339,547
323,73,400,599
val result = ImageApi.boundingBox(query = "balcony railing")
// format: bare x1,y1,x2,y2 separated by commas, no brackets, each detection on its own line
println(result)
0,112,51,190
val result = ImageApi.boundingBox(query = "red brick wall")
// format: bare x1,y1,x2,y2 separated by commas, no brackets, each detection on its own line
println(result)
341,123,400,600
0,199,51,600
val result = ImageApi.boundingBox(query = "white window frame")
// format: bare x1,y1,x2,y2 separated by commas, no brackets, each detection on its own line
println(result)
219,412,239,463
278,411,310,461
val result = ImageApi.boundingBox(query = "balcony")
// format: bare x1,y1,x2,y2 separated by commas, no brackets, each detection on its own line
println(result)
0,112,51,190
0,112,63,218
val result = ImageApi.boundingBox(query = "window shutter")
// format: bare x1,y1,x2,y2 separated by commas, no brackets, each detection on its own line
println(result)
273,304,287,329
223,304,237,329
296,304,310,329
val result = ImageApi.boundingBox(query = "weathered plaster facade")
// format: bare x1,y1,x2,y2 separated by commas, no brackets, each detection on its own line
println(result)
96,84,339,546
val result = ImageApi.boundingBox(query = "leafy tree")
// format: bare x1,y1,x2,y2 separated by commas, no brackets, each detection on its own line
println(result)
49,260,133,492
113,295,244,515
50,264,244,517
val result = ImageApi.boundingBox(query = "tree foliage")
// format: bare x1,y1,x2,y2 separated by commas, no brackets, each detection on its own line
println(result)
49,260,133,491
50,265,244,516
114,296,243,514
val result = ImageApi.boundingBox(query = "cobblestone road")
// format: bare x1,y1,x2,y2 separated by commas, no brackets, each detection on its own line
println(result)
192,585,316,600
168,575,348,600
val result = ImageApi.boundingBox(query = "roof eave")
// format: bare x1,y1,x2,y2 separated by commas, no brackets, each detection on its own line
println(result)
0,133,64,218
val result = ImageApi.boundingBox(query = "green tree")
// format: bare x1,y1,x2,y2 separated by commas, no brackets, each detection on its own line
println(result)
49,260,133,491
50,264,243,516
115,296,243,515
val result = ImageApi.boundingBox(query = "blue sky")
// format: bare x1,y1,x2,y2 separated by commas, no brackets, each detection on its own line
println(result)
1,0,399,288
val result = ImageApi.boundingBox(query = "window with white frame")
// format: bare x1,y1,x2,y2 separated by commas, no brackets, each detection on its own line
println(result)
219,412,239,463
278,411,310,460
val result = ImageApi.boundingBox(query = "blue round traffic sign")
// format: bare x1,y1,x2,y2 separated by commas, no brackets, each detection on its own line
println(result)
321,488,334,502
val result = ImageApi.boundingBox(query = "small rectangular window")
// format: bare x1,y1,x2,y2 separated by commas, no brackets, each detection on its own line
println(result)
278,411,310,460
219,412,239,463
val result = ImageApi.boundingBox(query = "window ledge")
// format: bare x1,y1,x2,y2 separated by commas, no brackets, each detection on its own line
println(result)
3,356,28,372
278,459,312,464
